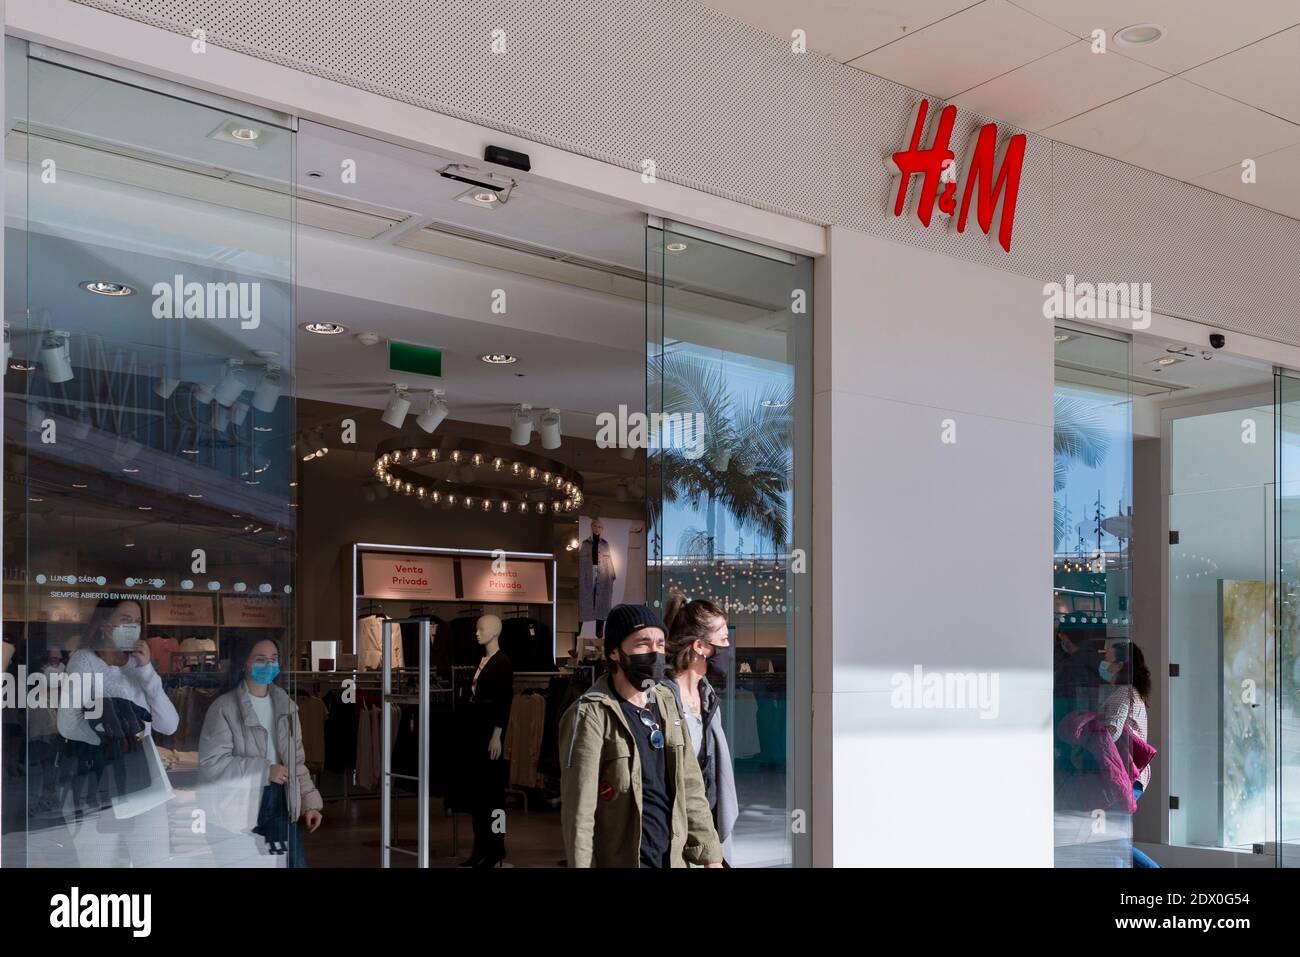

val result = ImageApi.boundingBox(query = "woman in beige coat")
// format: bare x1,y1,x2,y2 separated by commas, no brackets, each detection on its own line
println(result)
198,638,322,867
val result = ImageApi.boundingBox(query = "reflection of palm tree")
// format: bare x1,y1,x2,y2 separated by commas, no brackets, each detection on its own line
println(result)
649,352,791,559
1054,394,1109,549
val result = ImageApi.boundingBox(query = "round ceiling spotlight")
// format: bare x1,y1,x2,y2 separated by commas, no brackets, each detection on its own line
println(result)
81,280,136,297
1114,23,1166,46
665,242,688,253
473,191,499,205
480,354,518,364
230,127,261,142
303,322,349,335
8,359,36,372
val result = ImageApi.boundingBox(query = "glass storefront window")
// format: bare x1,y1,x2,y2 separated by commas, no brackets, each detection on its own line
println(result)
646,223,813,867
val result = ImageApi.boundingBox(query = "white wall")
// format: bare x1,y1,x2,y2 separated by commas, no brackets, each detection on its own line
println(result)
815,226,1054,866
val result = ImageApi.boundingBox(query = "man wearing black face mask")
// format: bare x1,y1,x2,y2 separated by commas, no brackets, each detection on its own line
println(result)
559,604,722,868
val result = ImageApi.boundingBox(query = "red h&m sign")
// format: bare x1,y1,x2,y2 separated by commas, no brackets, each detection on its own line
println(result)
888,98,1027,253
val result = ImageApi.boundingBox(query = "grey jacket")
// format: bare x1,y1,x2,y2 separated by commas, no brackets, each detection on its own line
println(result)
662,676,738,864
198,683,323,833
577,536,615,621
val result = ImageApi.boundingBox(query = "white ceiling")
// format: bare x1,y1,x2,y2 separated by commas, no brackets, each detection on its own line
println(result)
701,0,1300,219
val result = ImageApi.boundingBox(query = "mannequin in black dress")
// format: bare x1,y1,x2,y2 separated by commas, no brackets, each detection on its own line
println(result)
461,614,513,868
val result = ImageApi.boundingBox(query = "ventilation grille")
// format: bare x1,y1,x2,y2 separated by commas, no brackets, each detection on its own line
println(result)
67,0,1300,346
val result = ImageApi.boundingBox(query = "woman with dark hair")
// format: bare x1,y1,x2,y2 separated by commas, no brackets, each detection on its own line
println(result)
57,597,180,866
198,637,322,867
1101,640,1158,868
661,592,738,865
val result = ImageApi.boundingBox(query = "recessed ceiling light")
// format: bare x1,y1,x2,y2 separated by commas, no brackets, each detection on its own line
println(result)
81,280,136,297
1115,23,1166,46
138,505,152,511
289,481,298,488
1054,333,1073,343
454,184,507,209
303,321,348,335
8,360,35,371
209,119,264,149
181,447,201,455
245,479,261,486
481,354,518,364
1155,356,1182,366
666,242,688,253
254,425,273,432
71,483,88,489
28,497,44,503
122,466,140,473
187,493,204,499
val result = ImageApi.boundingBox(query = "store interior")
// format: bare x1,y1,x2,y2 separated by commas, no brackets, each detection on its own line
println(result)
1053,326,1300,867
1,50,809,867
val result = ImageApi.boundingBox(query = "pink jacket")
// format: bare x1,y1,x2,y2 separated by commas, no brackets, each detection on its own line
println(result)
1058,710,1156,814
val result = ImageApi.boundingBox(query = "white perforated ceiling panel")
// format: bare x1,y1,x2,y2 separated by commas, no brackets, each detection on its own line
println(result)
67,0,1300,343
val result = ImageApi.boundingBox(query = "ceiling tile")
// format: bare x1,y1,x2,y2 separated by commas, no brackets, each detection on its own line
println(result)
1013,0,1300,73
697,0,978,63
1044,77,1300,181
846,0,1077,99
1182,25,1300,123
1194,142,1300,220
953,39,1167,130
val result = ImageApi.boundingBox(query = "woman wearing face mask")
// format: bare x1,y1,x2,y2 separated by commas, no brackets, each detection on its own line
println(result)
198,638,323,867
662,594,739,865
57,598,180,867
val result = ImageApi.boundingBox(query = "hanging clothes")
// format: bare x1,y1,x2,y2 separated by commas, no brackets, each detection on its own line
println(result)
577,535,616,622
623,525,647,604
294,693,327,767
499,616,555,672
504,691,547,789
358,615,404,671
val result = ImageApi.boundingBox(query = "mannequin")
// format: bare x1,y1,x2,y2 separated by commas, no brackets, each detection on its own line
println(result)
578,518,616,638
462,614,513,867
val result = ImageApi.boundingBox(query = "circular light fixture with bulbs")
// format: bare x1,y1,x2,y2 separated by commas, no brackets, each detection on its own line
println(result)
372,436,584,515
480,354,518,364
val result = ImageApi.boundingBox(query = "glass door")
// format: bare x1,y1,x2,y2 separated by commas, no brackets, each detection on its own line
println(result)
5,46,296,867
646,221,812,867
1275,372,1300,866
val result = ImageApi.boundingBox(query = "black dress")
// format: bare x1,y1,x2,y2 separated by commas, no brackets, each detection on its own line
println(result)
465,651,513,862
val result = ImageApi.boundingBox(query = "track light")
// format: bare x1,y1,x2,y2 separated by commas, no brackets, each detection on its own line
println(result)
511,404,534,446
252,365,283,413
539,408,562,450
416,390,448,433
382,386,411,428
39,331,73,383
214,360,247,407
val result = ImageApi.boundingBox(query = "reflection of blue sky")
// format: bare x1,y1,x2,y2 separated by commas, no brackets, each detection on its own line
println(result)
1055,384,1131,554
660,341,795,557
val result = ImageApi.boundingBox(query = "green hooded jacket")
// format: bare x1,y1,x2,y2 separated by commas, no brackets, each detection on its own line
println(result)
560,675,723,867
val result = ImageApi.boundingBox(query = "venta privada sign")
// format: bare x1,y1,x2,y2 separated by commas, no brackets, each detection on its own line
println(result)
887,98,1027,254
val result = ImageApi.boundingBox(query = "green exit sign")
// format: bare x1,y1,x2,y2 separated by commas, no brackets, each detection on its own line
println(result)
388,340,442,378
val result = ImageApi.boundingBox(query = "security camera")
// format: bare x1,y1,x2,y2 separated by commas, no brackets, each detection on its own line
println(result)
1209,333,1226,349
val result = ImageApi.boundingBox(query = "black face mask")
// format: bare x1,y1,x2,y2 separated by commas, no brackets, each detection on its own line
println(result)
617,650,665,692
705,643,733,683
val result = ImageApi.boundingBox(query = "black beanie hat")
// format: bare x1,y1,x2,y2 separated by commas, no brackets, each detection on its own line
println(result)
604,603,665,656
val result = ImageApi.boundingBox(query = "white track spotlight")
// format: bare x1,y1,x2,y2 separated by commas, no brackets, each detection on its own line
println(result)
39,331,73,384
251,364,283,413
231,401,250,426
510,404,534,446
382,385,411,428
539,408,562,450
154,374,180,400
416,389,448,433
213,359,248,407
